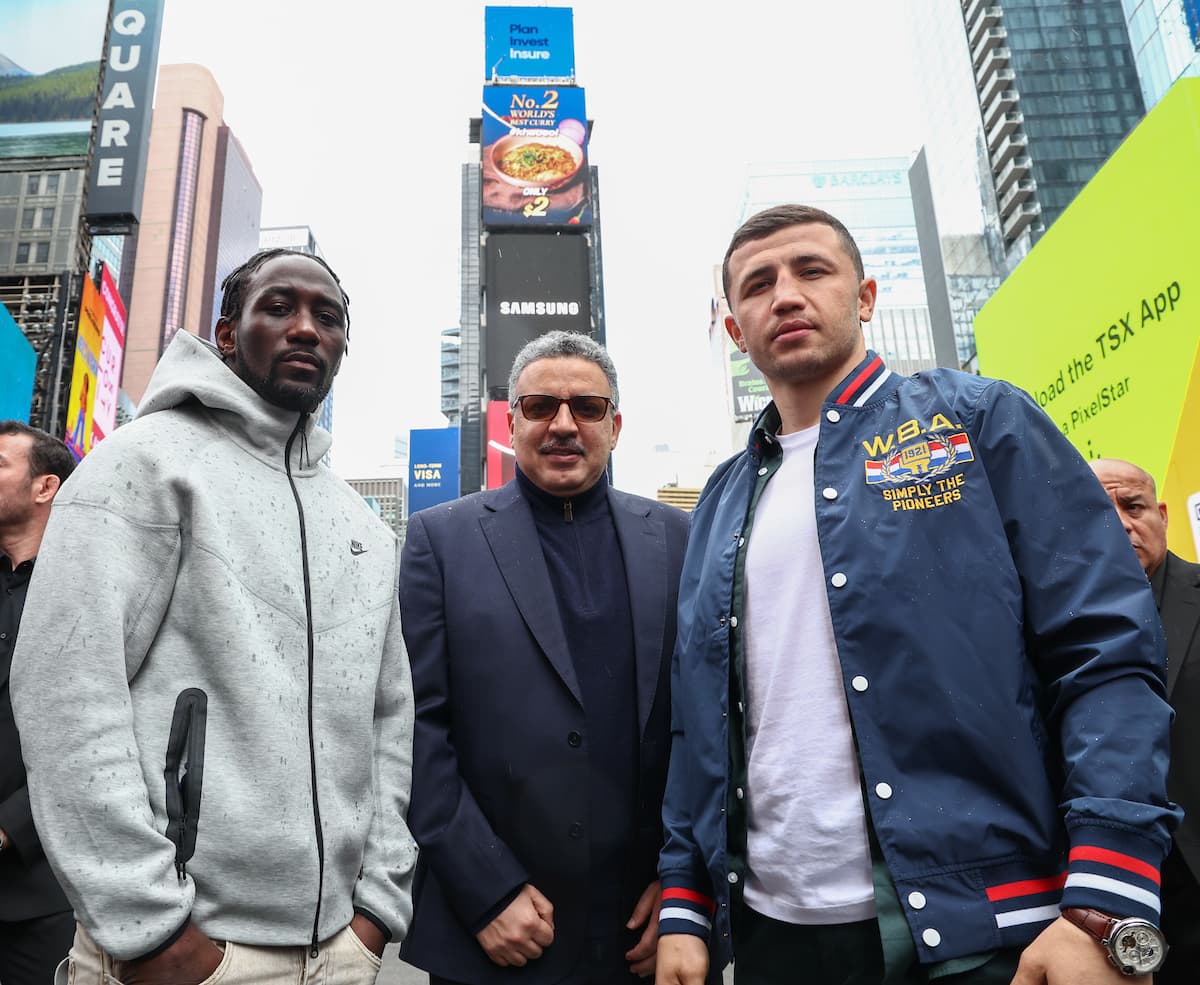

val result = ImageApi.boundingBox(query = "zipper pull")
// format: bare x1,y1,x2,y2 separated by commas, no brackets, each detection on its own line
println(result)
564,499,573,523
310,933,320,958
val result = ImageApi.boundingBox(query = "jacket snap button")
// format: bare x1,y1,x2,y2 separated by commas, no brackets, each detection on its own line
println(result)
757,467,768,476
875,782,893,799
730,616,738,628
567,731,582,747
822,487,838,500
826,409,841,423
922,928,941,947
569,822,583,839
727,872,739,884
851,676,869,692
831,572,848,588
735,787,744,800
908,892,927,910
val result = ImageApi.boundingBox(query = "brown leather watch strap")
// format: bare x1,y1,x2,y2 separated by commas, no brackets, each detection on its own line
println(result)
1063,907,1118,943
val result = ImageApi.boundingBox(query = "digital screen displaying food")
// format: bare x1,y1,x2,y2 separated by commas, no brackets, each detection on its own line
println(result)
497,142,577,184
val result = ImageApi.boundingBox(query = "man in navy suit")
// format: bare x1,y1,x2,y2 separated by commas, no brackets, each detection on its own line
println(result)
399,331,689,985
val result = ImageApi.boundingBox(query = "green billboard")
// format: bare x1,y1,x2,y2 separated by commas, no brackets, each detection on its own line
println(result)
976,78,1200,560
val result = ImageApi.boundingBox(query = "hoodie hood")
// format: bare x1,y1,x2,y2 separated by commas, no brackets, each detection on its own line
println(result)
137,330,332,472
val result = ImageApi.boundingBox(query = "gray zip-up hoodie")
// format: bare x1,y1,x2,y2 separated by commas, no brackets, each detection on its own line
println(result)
11,331,416,959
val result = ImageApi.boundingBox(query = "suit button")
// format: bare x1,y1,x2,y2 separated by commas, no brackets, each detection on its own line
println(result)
567,731,583,747
569,822,583,839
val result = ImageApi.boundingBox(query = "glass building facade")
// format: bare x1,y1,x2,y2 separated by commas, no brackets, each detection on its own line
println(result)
204,129,262,340
1121,0,1200,107
960,0,1146,252
739,159,945,374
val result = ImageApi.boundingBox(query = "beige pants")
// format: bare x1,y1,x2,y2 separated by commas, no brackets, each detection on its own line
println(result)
56,922,382,985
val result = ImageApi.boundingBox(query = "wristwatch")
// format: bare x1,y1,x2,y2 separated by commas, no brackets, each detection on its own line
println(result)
1063,907,1168,975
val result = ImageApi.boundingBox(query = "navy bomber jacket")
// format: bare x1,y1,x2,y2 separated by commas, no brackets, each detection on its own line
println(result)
657,351,1180,969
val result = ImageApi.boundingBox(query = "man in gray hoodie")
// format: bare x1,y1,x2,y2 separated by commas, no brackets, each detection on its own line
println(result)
10,251,415,985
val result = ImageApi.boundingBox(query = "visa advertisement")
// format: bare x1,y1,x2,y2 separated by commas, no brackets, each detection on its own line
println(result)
481,85,590,227
64,274,105,461
0,303,37,421
485,6,575,81
0,0,106,159
409,427,461,514
976,78,1200,560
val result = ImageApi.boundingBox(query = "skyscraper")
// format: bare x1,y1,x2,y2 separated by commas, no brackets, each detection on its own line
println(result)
1121,0,1200,107
960,0,1146,257
121,64,262,404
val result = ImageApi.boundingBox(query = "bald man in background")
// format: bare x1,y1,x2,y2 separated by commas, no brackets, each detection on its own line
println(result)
1090,458,1199,982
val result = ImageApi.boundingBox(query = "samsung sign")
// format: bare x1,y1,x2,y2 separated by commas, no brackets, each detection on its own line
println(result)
85,0,164,234
484,232,592,392
484,6,575,80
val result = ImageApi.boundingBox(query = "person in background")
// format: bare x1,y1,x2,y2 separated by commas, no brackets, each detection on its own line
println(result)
1090,457,1199,983
0,421,75,985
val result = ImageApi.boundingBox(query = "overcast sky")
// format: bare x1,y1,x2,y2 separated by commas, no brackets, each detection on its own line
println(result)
152,0,925,496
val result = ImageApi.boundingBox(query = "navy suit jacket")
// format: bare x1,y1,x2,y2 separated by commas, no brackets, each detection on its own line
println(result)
1161,551,1200,878
398,480,688,983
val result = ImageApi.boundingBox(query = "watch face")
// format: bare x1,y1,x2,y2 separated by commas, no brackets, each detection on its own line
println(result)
1109,919,1167,974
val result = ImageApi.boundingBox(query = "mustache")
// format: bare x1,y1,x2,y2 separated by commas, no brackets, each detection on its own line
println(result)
274,349,327,372
538,440,585,456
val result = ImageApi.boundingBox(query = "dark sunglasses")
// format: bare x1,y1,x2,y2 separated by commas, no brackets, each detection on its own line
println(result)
513,394,613,423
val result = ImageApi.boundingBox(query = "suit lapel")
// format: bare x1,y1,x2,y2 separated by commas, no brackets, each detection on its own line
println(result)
480,485,582,705
1164,553,1200,697
610,489,667,737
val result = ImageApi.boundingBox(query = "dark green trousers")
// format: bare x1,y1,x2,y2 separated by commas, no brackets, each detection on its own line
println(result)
731,907,1020,985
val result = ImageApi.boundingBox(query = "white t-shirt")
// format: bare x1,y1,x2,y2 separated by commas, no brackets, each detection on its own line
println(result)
742,425,876,925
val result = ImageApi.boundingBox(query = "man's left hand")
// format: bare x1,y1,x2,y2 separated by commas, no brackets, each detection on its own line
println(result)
1010,916,1150,985
349,914,387,957
624,880,661,978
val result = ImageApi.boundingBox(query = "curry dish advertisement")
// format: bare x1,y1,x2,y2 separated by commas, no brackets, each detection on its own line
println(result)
481,84,590,227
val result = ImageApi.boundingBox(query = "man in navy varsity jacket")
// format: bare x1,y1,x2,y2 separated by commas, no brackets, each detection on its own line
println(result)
656,205,1179,985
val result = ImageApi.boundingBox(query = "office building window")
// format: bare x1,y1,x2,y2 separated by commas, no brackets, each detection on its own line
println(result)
41,206,54,229
25,174,39,195
35,242,49,264
45,173,59,195
15,243,30,264
21,208,35,229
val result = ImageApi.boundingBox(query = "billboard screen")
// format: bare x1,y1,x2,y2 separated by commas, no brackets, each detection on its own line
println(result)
730,346,771,421
484,6,575,81
0,0,106,159
481,85,590,227
0,304,36,422
64,274,105,461
85,0,164,233
409,427,461,514
92,263,127,441
975,78,1200,560
486,400,515,490
485,232,592,391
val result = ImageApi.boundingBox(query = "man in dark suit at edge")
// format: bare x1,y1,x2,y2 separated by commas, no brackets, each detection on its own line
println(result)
1090,458,1199,982
0,422,76,983
399,330,689,984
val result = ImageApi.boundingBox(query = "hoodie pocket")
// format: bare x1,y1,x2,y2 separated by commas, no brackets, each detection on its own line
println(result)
164,687,208,880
